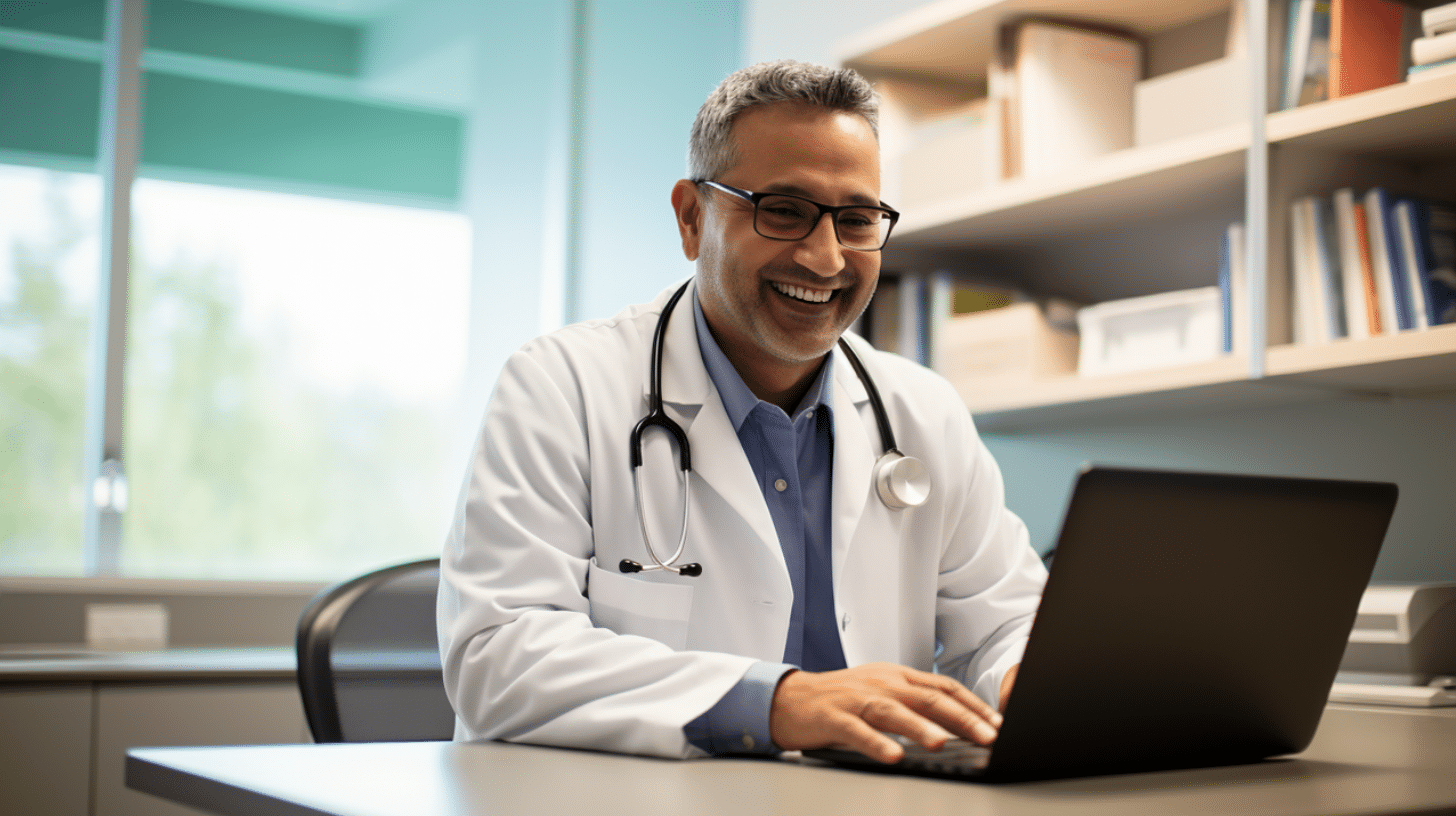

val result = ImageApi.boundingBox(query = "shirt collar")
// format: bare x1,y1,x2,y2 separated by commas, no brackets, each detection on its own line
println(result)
692,293,835,431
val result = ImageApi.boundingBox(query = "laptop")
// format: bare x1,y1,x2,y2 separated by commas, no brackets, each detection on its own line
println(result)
806,466,1398,782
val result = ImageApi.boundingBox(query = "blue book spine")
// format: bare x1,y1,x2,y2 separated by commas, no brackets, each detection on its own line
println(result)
1373,188,1416,330
1312,196,1347,338
1420,203,1456,325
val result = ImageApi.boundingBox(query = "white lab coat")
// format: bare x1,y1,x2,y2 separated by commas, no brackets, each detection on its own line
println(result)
438,280,1047,759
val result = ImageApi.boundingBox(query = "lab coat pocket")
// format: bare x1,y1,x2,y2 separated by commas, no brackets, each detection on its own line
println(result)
586,560,694,651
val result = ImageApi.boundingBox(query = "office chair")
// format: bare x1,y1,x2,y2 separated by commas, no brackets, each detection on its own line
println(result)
295,557,456,743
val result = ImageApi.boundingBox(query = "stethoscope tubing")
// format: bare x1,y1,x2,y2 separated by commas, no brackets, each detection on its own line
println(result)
622,280,926,577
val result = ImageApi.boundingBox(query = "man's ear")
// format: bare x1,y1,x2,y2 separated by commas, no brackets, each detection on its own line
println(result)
671,179,702,261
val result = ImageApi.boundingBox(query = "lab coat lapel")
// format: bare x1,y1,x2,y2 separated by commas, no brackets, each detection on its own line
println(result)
656,282,782,569
830,345,874,582
831,338,902,666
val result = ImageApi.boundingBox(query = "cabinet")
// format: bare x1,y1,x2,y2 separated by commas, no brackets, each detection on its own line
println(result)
839,0,1456,432
0,686,93,815
0,680,307,816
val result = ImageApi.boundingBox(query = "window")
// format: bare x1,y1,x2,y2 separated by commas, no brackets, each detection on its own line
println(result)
0,0,469,579
0,165,100,575
120,180,470,579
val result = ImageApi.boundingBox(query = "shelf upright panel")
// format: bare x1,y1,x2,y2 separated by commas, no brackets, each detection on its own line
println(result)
1245,0,1268,380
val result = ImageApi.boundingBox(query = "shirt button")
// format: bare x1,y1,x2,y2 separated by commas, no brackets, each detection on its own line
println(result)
841,613,851,631
742,732,756,750
803,410,814,420
773,478,787,492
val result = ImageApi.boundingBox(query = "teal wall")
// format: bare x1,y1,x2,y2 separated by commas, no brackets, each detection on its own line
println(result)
572,0,744,321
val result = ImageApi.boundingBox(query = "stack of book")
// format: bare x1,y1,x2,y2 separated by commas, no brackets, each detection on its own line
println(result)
1288,189,1456,344
1281,0,1405,109
1410,1,1456,82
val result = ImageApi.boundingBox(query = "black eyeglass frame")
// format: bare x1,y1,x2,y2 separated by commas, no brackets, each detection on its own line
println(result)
694,179,900,251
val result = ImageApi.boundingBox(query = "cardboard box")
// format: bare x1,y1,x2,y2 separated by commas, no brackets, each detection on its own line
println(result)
1135,55,1248,146
1077,286,1222,376
899,100,992,207
934,303,1079,393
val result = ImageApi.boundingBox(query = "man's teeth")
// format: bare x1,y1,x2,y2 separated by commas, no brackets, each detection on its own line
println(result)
772,282,833,303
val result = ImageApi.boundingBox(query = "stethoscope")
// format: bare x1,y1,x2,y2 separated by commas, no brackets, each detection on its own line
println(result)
620,281,931,578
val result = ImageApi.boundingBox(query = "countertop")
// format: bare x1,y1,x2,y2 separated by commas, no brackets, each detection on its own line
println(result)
0,646,297,683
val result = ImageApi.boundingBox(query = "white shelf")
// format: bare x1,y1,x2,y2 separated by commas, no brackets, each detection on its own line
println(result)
1265,324,1456,394
1267,73,1456,160
964,357,1254,430
970,327,1456,430
838,0,1228,84
890,123,1247,248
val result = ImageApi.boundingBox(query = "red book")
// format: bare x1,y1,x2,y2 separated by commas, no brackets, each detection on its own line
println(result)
1330,0,1406,98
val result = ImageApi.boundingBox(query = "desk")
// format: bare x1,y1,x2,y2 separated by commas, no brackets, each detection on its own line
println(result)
127,705,1456,816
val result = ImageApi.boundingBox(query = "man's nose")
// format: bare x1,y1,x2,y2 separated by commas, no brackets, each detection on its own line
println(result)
793,213,846,277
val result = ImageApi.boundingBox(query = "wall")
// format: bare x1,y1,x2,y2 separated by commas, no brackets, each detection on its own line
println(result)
743,0,1456,583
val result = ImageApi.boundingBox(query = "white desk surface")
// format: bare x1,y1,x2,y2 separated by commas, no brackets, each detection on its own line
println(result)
127,704,1456,816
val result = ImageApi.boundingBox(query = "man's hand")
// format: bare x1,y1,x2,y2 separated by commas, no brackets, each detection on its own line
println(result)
769,663,1004,764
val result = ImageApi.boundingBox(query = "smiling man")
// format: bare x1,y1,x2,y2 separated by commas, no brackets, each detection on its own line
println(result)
438,61,1047,763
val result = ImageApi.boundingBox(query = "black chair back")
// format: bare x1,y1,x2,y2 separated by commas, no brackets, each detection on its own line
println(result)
295,558,455,742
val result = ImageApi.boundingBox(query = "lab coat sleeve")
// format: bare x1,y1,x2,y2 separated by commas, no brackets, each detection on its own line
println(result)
925,383,1046,708
437,342,756,759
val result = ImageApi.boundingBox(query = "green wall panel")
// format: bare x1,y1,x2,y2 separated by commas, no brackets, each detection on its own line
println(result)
141,72,462,200
0,49,101,159
1,0,360,77
146,0,362,77
0,0,105,41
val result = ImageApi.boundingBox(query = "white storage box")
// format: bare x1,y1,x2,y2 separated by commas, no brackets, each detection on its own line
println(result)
899,100,992,207
1135,55,1248,146
935,303,1079,394
1077,286,1221,376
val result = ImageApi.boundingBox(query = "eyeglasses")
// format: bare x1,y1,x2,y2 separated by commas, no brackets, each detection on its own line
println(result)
695,180,899,251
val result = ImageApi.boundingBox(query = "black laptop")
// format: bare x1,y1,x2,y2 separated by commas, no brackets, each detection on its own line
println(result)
806,466,1398,782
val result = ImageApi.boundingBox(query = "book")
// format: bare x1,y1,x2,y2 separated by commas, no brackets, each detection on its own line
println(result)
1364,188,1416,331
1329,0,1406,98
1312,196,1348,339
1283,0,1317,109
1395,200,1456,326
1394,201,1431,330
898,273,928,364
1009,20,1141,178
1412,30,1456,65
1290,196,1343,343
1408,57,1456,81
1299,0,1332,105
1424,204,1456,325
1424,0,1456,36
1219,223,1248,353
1289,197,1318,343
1350,198,1385,334
1333,188,1376,338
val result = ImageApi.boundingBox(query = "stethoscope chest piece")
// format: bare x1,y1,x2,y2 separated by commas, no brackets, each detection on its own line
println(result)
874,450,930,509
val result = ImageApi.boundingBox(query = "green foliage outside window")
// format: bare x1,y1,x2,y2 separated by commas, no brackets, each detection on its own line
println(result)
1,170,458,580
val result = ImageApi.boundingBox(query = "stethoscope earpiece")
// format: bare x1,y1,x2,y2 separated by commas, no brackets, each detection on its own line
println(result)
624,281,931,579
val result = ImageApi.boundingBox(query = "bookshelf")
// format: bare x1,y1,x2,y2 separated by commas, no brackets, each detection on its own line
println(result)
842,0,1456,429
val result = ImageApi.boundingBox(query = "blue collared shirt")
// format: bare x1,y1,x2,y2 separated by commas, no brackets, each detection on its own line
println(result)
683,295,847,755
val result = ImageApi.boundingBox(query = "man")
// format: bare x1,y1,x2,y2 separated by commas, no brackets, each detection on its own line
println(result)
438,60,1046,763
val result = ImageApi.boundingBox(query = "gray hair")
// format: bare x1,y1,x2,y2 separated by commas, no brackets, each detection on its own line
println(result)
687,60,879,181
